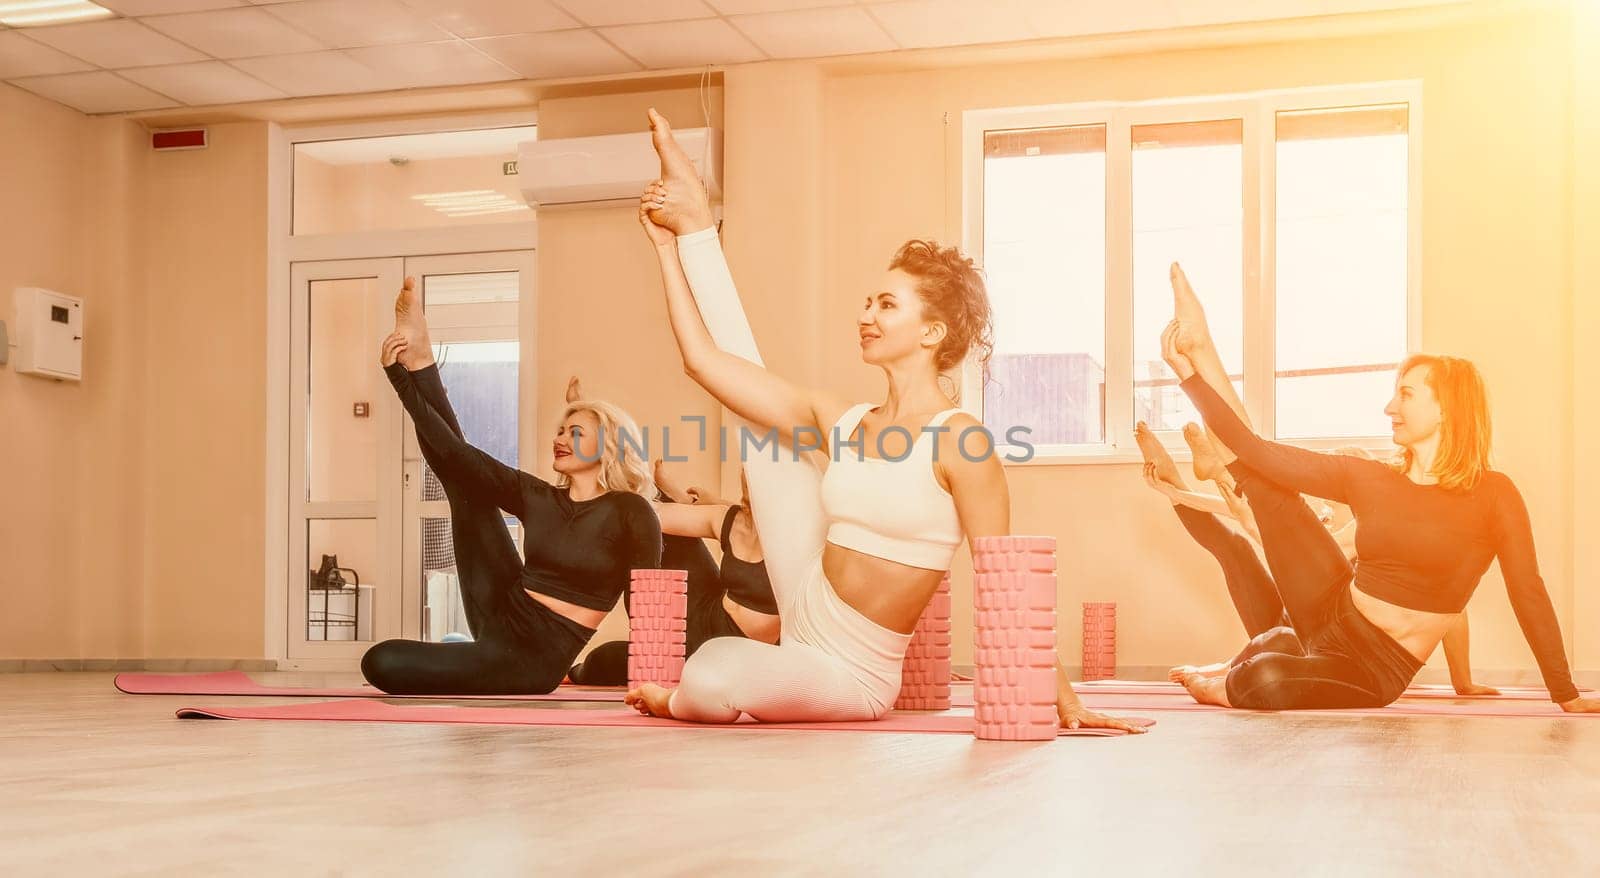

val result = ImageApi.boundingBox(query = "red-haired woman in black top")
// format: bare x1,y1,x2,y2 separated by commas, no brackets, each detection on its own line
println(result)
1159,264,1595,712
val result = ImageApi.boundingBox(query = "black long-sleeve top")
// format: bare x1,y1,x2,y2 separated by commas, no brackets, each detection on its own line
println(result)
1182,375,1578,703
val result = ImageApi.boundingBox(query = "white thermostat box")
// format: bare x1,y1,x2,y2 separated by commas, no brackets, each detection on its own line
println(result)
14,287,83,381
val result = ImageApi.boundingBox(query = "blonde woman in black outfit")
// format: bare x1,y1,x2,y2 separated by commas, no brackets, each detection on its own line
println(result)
363,281,662,695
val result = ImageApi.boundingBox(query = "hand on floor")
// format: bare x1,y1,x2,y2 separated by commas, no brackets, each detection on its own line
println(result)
1059,705,1148,734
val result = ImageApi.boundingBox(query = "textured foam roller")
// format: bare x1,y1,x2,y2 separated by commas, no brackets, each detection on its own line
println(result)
1082,601,1117,682
628,569,689,690
971,537,1059,741
895,573,954,711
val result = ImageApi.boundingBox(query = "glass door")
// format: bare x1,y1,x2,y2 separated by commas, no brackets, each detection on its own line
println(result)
287,259,404,660
285,251,533,662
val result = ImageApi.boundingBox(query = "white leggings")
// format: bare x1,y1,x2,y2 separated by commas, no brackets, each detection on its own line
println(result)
665,228,911,723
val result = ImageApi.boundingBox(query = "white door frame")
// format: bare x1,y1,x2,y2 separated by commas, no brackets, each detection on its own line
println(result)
266,111,538,670
287,258,405,661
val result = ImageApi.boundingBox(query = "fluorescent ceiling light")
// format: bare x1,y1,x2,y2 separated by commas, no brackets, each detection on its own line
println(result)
0,0,115,27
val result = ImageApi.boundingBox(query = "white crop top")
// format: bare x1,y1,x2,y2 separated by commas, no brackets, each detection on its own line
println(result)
819,403,965,570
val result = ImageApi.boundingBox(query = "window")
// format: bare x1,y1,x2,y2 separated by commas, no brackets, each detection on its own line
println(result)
293,126,536,236
965,85,1418,459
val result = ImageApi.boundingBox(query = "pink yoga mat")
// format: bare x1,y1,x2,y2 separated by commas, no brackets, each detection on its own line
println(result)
115,671,623,702
1071,691,1597,719
1070,679,1588,702
174,699,1156,736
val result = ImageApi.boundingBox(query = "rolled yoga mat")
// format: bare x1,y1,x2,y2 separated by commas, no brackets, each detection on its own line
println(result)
971,536,1060,741
174,699,1156,736
627,568,689,691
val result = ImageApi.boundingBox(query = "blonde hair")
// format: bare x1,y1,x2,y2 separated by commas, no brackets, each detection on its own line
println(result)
557,399,656,499
1392,354,1493,492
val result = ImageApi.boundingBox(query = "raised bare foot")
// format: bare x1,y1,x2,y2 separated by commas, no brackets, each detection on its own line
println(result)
1135,421,1187,490
392,276,435,370
1169,263,1213,346
1180,671,1231,707
1183,423,1228,483
645,108,715,235
1168,661,1228,683
624,683,675,717
566,375,583,404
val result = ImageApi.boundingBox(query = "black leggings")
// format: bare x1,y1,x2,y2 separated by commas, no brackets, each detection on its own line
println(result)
1176,461,1421,710
360,364,594,695
567,532,747,686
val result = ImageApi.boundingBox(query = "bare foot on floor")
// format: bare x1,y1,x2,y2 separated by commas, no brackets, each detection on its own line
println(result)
1169,662,1228,683
1135,421,1187,490
624,683,675,718
1183,423,1228,483
391,276,435,370
646,108,715,235
1180,671,1231,707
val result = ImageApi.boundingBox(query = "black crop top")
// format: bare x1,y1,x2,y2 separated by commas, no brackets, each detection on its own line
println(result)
1182,375,1577,703
478,468,662,613
719,506,778,615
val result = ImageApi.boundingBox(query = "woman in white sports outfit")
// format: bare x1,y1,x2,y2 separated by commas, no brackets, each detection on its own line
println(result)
622,109,1143,734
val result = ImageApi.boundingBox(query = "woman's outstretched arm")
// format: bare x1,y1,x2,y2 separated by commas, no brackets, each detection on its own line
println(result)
640,192,838,442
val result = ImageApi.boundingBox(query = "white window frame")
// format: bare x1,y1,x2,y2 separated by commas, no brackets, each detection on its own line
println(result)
961,81,1422,466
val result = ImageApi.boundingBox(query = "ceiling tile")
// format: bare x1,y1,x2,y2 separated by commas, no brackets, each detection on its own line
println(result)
599,18,765,68
265,0,450,48
552,0,714,27
120,59,288,104
230,49,385,95
1166,0,1326,28
469,30,640,79
23,19,207,67
706,0,851,12
142,8,327,58
865,0,1036,50
95,0,246,14
0,31,97,77
401,0,578,38
343,39,519,88
731,6,895,59
1021,0,1178,38
10,70,179,112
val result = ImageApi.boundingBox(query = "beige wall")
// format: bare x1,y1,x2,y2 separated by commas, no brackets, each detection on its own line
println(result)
1571,1,1599,673
3,6,1592,680
138,121,271,659
0,91,269,662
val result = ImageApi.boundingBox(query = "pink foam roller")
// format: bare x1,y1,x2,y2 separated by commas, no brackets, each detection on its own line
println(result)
628,569,689,689
1081,601,1117,682
972,539,1058,741
895,573,953,711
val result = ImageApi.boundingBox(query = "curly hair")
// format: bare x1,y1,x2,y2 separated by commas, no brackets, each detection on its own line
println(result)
887,240,994,382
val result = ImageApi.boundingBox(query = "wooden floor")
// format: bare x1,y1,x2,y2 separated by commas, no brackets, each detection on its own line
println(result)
4,673,1598,876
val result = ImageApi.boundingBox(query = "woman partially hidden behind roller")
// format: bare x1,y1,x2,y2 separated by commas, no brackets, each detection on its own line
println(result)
621,108,1142,732
1158,263,1596,712
360,285,662,695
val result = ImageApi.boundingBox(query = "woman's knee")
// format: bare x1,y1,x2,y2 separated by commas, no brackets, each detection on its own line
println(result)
678,638,748,694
